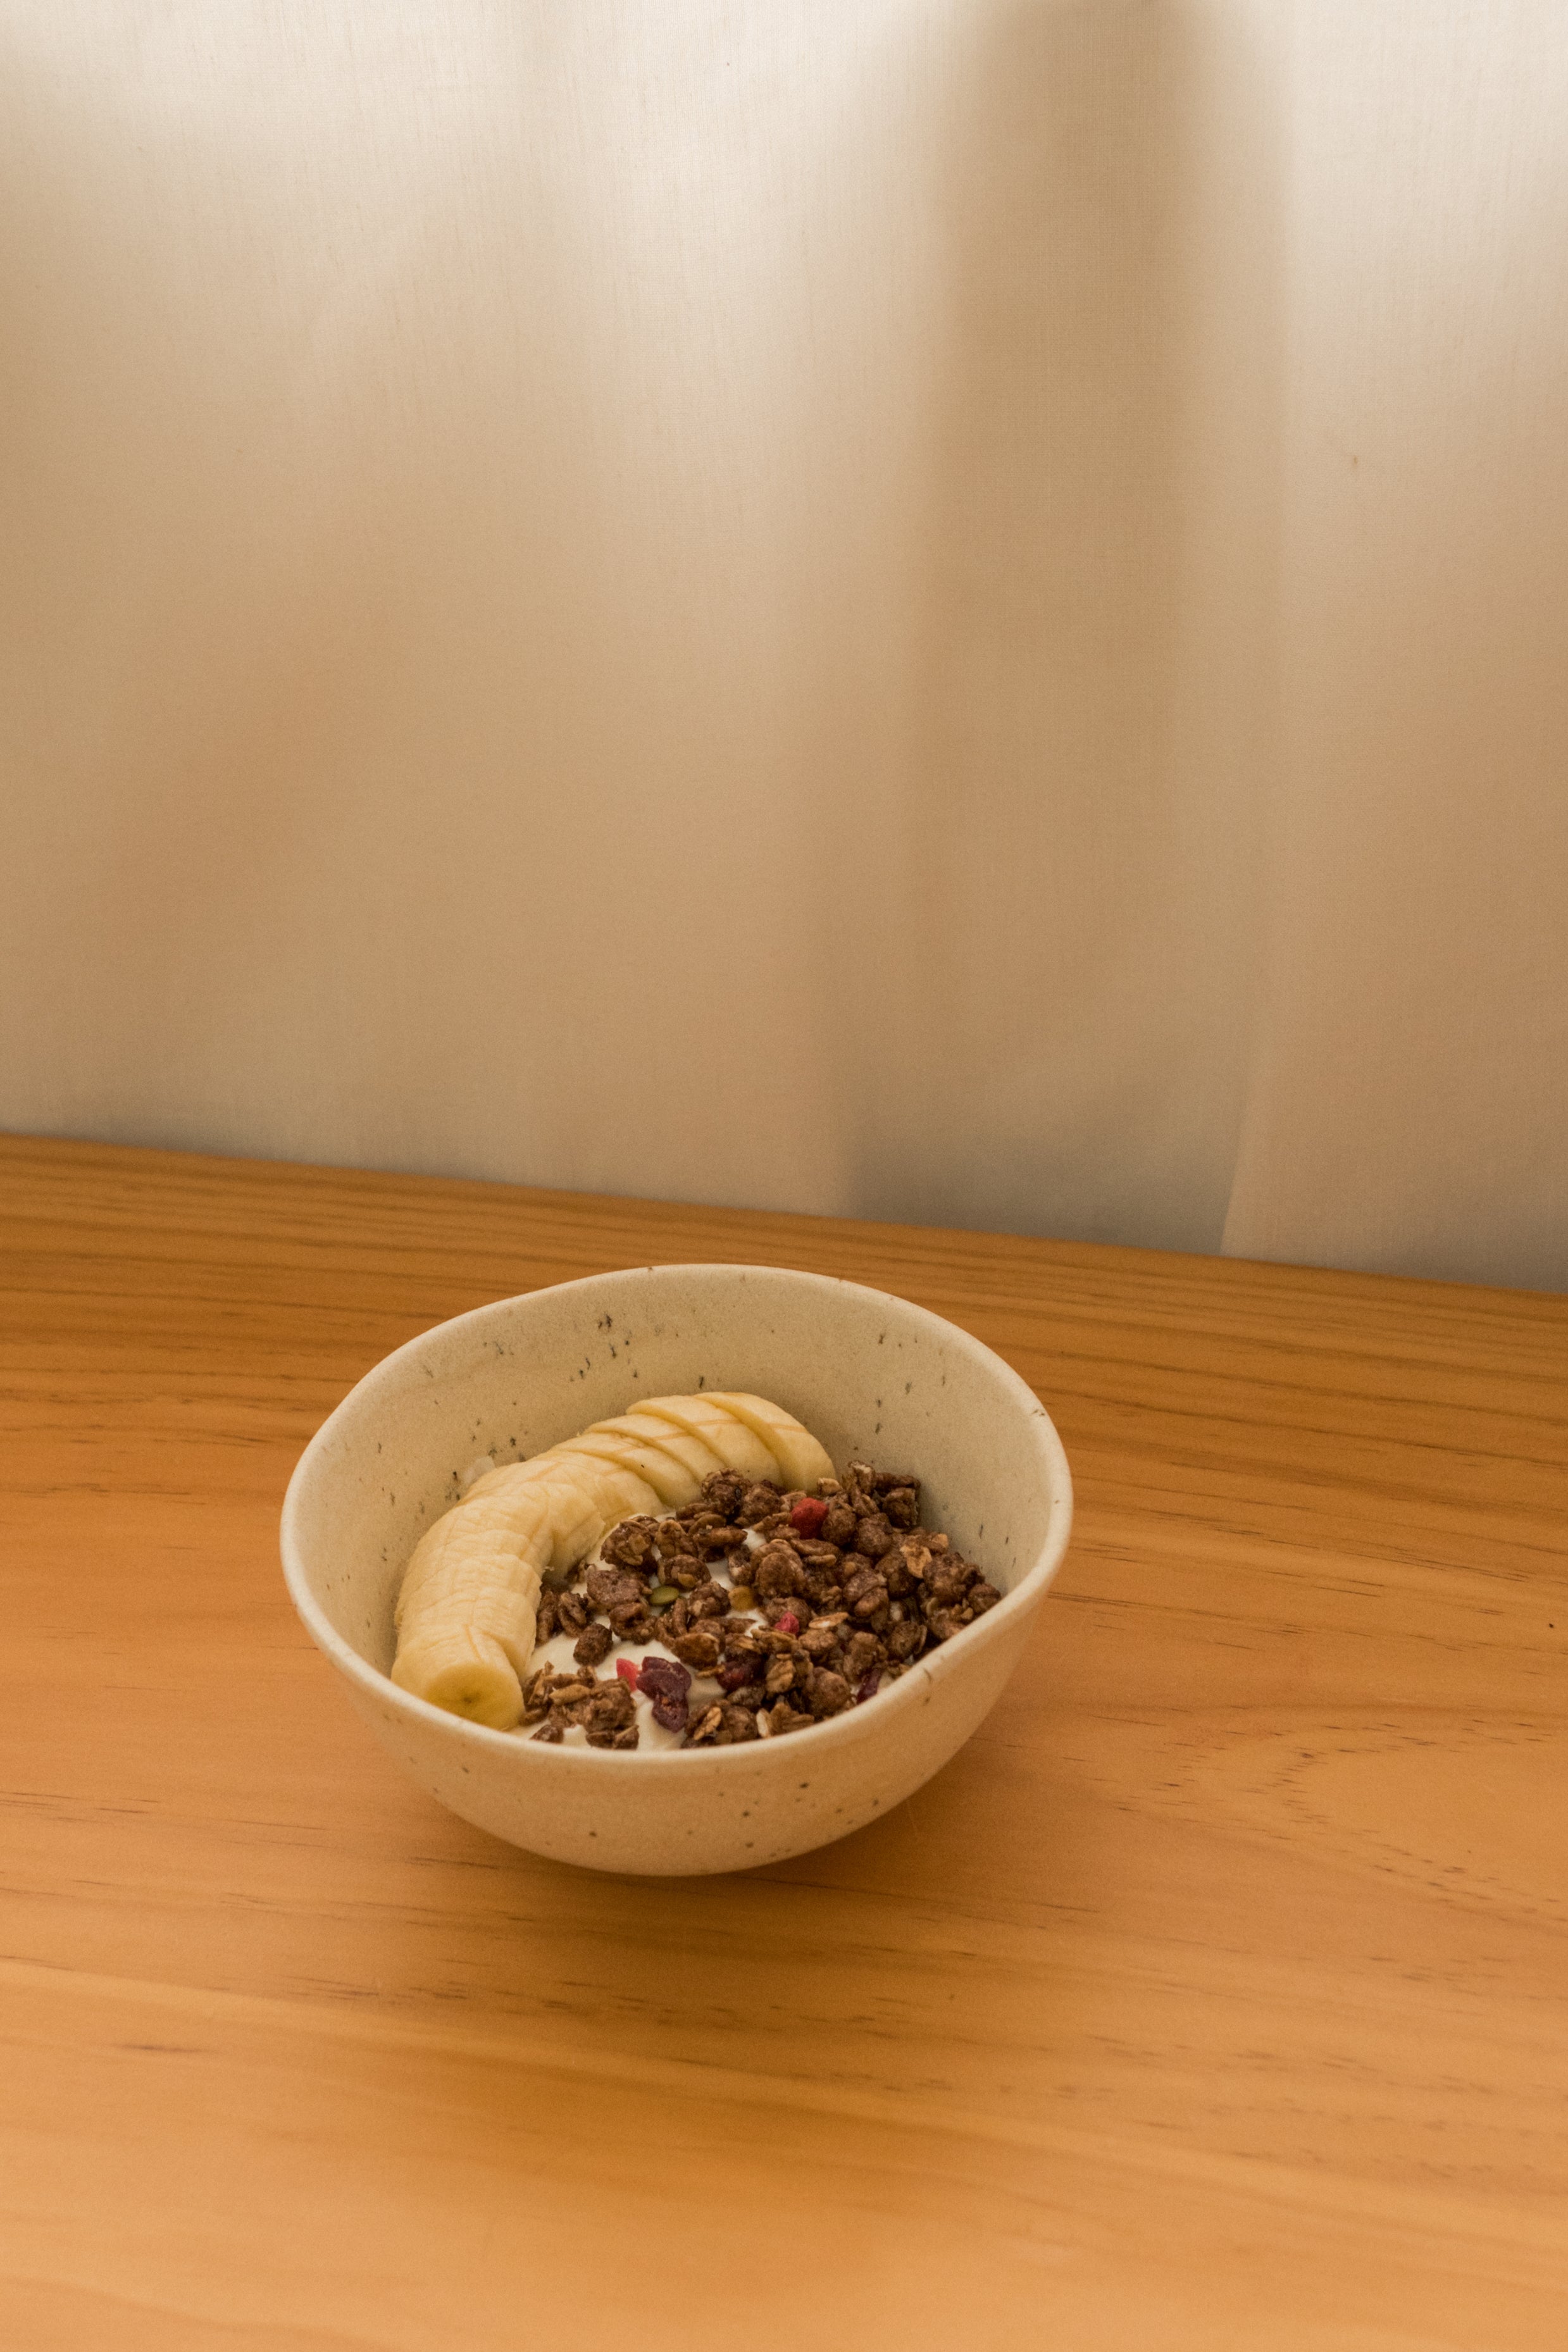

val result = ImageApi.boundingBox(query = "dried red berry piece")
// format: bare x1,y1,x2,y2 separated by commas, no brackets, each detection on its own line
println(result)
775,1611,801,1636
637,1656,691,1702
614,1657,641,1688
789,1496,829,1537
854,1670,881,1704
650,1692,690,1733
716,1657,761,1691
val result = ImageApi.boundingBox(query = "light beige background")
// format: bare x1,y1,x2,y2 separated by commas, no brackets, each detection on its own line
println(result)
3,1,1565,1287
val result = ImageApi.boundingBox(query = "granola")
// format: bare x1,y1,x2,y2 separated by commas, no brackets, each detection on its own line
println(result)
519,1460,1000,1752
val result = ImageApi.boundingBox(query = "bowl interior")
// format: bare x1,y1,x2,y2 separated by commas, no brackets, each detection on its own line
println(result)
285,1264,1069,1684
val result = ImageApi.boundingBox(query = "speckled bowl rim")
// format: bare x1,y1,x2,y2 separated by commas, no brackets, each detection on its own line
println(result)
281,1264,1074,1782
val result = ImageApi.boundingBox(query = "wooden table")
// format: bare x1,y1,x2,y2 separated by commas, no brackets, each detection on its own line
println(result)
3,1137,1565,2351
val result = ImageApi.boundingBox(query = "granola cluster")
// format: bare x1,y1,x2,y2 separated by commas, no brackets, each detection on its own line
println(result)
521,1460,1000,1750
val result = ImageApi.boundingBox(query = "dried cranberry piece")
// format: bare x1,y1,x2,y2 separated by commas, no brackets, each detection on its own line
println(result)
775,1611,801,1636
650,1692,689,1733
716,1657,761,1691
854,1670,881,1704
789,1496,829,1537
637,1656,692,1702
614,1657,641,1688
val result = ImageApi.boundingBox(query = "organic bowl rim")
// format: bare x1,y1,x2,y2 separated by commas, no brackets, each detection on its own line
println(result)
280,1262,1074,1779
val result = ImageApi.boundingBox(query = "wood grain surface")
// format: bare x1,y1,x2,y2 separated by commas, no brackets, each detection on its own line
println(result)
2,1135,1565,2352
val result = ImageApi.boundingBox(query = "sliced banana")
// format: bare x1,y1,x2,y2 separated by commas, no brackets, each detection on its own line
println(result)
391,1484,553,1728
390,1390,835,1729
592,1412,728,1482
470,1452,659,1534
703,1392,835,1491
635,1395,783,1484
556,1429,706,1509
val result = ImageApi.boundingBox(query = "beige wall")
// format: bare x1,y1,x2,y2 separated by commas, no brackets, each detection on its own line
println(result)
3,1,1564,1286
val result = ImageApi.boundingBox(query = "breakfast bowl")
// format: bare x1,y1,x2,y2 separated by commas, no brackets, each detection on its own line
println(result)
280,1263,1073,1874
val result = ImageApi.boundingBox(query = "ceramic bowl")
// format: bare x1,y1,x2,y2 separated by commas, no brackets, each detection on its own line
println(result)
280,1263,1073,1875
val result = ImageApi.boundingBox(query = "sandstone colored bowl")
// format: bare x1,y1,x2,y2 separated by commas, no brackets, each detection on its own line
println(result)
280,1264,1073,1876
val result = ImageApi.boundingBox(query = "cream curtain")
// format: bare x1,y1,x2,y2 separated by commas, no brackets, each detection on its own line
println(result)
4,2,1565,1287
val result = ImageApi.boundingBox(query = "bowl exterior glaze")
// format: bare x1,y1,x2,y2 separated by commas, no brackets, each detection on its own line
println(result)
280,1263,1073,1875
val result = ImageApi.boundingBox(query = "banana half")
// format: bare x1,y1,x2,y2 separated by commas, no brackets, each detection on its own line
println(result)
390,1392,833,1729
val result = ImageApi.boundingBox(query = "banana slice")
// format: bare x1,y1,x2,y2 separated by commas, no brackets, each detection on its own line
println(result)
634,1395,783,1484
590,1412,728,1482
390,1390,835,1729
395,1484,549,1624
703,1393,835,1492
392,1484,553,1727
391,1463,643,1728
556,1429,705,1509
470,1452,659,1536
